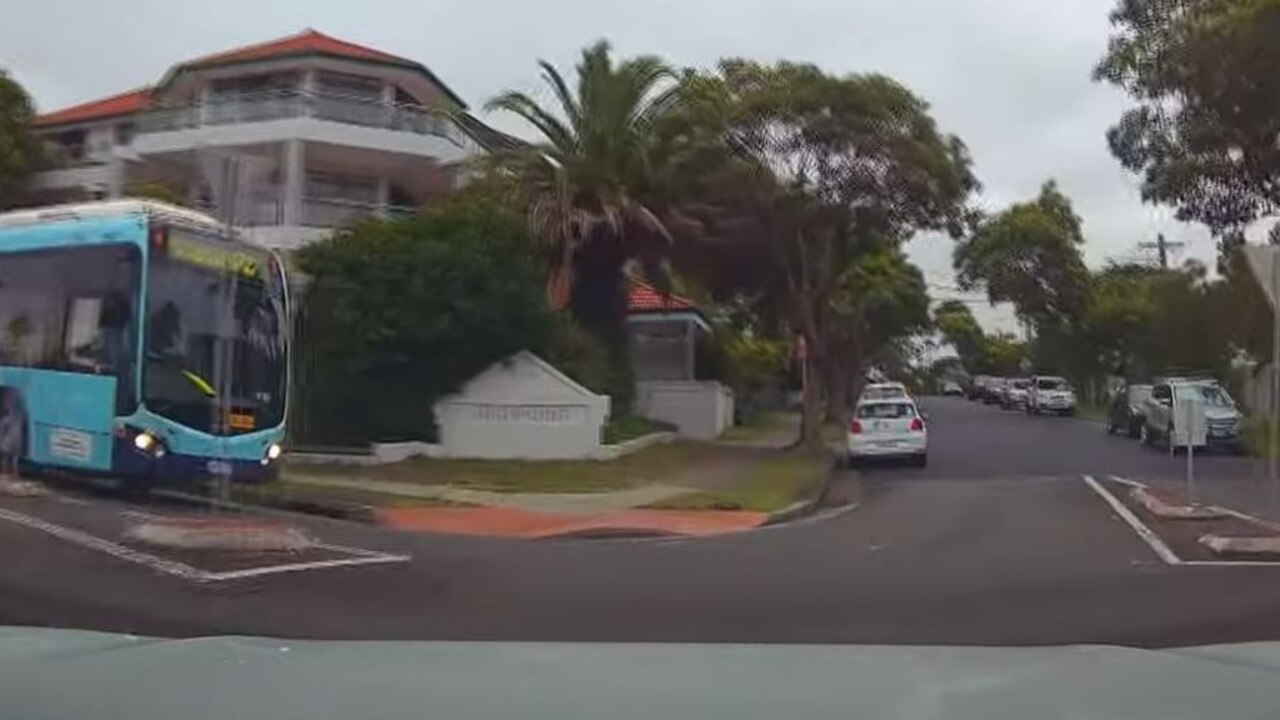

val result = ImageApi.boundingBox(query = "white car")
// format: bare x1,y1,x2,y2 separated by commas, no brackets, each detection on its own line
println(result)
860,382,910,402
1027,376,1076,415
847,398,928,467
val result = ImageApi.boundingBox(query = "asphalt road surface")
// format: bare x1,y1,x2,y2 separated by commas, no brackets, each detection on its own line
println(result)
6,397,1280,647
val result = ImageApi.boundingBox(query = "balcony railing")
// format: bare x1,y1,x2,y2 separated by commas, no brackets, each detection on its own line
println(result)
302,197,416,228
197,196,415,228
137,89,469,148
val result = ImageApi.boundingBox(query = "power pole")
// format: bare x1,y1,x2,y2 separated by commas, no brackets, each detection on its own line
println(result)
1138,233,1185,269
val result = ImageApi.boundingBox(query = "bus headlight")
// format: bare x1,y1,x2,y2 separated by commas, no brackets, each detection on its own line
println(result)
265,443,283,462
133,431,167,458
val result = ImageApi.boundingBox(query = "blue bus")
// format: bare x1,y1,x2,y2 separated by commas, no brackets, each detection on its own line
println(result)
0,201,289,489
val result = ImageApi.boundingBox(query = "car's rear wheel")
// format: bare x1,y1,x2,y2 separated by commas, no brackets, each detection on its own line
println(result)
912,453,927,468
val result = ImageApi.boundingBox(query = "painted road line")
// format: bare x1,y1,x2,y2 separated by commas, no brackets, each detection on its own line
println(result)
0,505,410,583
1107,475,1148,489
1081,475,1182,565
0,505,208,581
1182,560,1280,567
200,551,411,581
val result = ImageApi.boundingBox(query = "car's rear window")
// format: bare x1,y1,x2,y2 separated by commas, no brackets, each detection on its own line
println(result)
863,386,907,400
857,403,916,419
1011,379,1030,389
1037,378,1067,390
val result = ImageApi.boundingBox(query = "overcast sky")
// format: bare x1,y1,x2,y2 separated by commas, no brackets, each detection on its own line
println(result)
1,0,1214,332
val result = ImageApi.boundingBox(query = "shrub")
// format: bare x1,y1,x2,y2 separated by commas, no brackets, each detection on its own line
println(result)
291,197,551,444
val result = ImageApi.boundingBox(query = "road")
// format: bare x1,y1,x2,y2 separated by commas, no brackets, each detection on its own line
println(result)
6,397,1280,647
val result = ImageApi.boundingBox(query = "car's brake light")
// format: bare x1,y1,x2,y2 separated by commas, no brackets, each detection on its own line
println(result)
910,417,924,432
850,420,863,434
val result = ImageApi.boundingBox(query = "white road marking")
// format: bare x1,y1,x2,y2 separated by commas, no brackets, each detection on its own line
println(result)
1181,560,1280,567
1089,476,1280,568
0,505,409,583
1106,475,1148,489
1081,475,1182,565
0,505,208,581
198,551,411,581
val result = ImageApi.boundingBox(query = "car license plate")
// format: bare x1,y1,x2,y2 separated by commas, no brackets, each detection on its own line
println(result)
206,460,233,476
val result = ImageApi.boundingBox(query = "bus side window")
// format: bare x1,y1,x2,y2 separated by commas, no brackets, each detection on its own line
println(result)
63,297,104,371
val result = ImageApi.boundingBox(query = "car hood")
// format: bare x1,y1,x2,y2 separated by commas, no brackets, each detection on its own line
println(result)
3,628,1280,719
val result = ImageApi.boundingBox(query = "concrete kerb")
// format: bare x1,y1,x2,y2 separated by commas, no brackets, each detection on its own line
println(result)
125,516,316,552
763,453,841,526
155,488,377,526
0,477,49,498
1129,486,1229,520
1199,534,1280,557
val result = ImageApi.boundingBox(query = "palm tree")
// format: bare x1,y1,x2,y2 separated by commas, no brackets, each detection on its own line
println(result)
485,41,682,342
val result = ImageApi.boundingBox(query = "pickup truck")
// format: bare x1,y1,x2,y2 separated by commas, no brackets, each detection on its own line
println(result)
1140,379,1243,451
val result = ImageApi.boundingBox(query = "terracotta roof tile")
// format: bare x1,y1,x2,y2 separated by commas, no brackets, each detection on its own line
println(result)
183,29,410,69
628,281,698,313
35,30,467,128
35,87,152,127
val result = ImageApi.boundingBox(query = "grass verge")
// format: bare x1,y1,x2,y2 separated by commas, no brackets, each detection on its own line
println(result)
645,450,830,512
719,412,795,443
282,441,743,495
234,479,472,511
603,415,676,444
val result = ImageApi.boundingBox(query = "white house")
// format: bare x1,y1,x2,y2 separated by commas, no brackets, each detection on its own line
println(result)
627,281,735,439
27,29,514,251
433,351,611,460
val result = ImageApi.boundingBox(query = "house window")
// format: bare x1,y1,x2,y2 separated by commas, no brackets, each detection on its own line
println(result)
53,130,87,161
305,172,377,203
114,123,135,146
315,71,382,102
210,72,299,100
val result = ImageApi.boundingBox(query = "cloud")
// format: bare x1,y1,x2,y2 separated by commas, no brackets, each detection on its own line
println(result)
1,0,1208,332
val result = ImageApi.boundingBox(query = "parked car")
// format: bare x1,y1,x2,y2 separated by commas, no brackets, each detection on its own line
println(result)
983,377,1007,405
1027,376,1077,415
860,382,911,402
847,397,928,467
1140,379,1243,452
1001,378,1032,409
967,375,990,401
941,380,964,397
1106,383,1152,438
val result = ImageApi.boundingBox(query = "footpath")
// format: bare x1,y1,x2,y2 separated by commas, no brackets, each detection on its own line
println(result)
260,414,834,539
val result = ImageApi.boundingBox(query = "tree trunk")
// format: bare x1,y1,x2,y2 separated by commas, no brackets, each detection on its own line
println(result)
798,351,824,449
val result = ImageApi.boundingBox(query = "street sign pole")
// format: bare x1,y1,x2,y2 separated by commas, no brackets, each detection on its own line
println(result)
1185,400,1196,503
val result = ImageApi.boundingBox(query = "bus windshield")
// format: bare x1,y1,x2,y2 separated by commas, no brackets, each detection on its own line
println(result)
143,231,286,435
